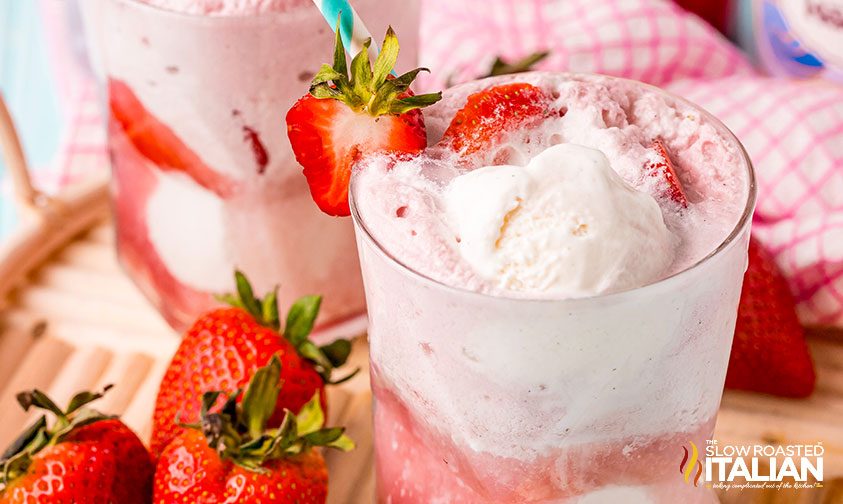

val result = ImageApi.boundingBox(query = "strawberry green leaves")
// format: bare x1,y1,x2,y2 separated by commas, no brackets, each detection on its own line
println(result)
287,24,437,217
217,271,356,384
484,51,550,78
284,295,359,384
216,271,281,330
193,360,354,472
1,385,115,485
15,390,64,419
241,357,282,440
66,385,115,416
372,28,399,87
1,416,46,484
309,26,441,117
275,393,354,456
284,295,322,347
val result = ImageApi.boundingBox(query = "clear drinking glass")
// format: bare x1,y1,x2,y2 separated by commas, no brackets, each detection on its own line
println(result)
97,0,420,331
350,75,756,503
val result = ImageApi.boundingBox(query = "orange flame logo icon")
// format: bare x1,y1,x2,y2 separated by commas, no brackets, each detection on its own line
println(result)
680,441,703,486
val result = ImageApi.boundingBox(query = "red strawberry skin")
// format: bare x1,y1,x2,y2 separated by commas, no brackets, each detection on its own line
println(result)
108,78,236,198
154,430,328,503
440,83,550,158
0,419,153,504
647,139,688,207
286,93,428,216
150,308,325,457
725,238,816,398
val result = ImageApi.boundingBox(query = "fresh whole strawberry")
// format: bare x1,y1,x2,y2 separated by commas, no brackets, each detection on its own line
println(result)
286,27,442,216
439,82,551,159
726,237,816,397
154,358,354,503
0,386,153,503
646,139,688,207
150,271,356,458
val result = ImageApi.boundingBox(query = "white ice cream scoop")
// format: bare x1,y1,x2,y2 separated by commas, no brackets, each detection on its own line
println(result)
444,143,674,298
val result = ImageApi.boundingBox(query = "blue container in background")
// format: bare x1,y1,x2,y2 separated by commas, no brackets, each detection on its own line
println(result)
734,0,843,83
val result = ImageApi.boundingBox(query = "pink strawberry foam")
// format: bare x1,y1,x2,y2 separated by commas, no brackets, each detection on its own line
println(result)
354,73,750,298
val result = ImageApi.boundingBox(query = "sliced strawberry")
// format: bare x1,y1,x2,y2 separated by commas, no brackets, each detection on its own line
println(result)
285,27,442,217
647,139,688,207
725,237,816,398
439,83,551,159
287,95,427,216
108,79,236,198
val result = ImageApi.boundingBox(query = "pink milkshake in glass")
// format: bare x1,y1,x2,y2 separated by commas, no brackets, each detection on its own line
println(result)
97,0,419,331
348,73,755,502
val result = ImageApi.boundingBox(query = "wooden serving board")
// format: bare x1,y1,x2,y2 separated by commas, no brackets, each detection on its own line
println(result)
0,217,841,503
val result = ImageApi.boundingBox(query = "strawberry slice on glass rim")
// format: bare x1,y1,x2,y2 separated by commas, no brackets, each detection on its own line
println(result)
286,27,442,217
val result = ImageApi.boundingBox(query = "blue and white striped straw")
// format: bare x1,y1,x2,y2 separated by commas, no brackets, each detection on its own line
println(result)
311,0,378,58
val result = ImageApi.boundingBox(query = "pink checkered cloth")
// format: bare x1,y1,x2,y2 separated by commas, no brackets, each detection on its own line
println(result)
669,78,843,328
418,0,753,90
52,82,110,188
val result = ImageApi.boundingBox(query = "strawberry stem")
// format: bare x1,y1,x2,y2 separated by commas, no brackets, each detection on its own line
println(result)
484,51,550,78
216,271,359,383
241,357,282,440
192,359,355,471
215,270,281,330
1,385,114,486
283,295,359,383
310,25,441,117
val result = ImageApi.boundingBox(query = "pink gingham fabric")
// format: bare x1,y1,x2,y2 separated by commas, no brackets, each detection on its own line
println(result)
418,0,753,91
669,77,843,328
51,82,109,188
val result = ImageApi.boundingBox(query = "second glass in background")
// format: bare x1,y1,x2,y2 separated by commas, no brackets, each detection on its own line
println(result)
90,0,420,330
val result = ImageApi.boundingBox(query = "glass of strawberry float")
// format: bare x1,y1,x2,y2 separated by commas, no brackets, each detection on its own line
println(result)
99,0,420,331
286,30,757,503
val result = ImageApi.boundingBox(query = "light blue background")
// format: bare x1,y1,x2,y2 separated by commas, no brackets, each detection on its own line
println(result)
0,1,64,237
